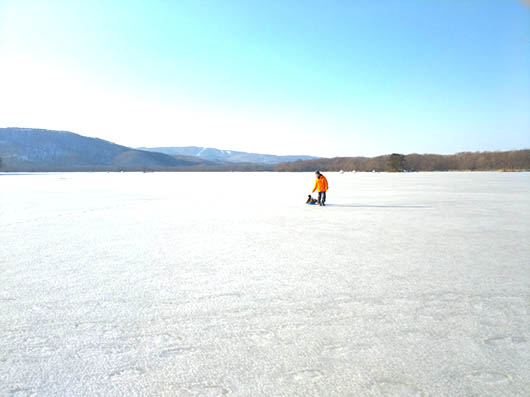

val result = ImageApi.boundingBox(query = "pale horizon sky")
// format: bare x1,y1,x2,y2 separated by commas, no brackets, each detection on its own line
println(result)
1,0,529,157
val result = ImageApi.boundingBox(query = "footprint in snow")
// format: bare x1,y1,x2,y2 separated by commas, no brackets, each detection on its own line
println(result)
371,379,423,396
159,346,197,358
484,335,527,346
109,367,145,381
469,371,511,384
289,369,324,382
8,388,35,397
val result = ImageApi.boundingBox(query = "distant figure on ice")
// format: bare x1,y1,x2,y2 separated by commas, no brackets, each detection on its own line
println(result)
312,170,328,206
306,194,318,205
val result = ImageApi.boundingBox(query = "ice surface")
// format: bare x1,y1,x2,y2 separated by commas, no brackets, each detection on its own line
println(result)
1,172,529,396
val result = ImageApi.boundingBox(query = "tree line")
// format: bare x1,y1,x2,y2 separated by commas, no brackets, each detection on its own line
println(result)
2,150,529,172
274,150,530,172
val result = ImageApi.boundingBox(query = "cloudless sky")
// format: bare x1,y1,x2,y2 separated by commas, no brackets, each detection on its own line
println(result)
1,0,529,157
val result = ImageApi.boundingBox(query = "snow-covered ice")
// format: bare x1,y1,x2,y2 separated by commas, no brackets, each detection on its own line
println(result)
1,172,529,396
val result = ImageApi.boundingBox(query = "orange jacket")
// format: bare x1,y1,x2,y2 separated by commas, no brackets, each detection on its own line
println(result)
312,175,328,193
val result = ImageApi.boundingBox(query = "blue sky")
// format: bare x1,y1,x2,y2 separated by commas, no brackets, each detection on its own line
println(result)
0,0,528,157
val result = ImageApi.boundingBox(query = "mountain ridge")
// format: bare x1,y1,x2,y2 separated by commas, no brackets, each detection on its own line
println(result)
0,128,216,171
0,128,316,171
138,146,319,165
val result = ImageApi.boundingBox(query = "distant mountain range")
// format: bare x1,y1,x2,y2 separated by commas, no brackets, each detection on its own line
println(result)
0,128,317,171
3,127,526,173
138,146,318,165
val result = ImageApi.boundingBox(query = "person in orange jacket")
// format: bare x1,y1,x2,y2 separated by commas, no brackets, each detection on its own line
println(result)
312,170,328,206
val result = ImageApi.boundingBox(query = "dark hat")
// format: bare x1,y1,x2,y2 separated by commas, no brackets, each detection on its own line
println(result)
315,170,321,175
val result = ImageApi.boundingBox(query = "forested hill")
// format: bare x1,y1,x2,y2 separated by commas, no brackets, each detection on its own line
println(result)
0,128,215,171
274,150,530,172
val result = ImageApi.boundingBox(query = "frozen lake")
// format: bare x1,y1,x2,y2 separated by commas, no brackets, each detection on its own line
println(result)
1,172,529,396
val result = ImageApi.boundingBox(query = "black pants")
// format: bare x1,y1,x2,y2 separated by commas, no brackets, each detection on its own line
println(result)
318,191,326,205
